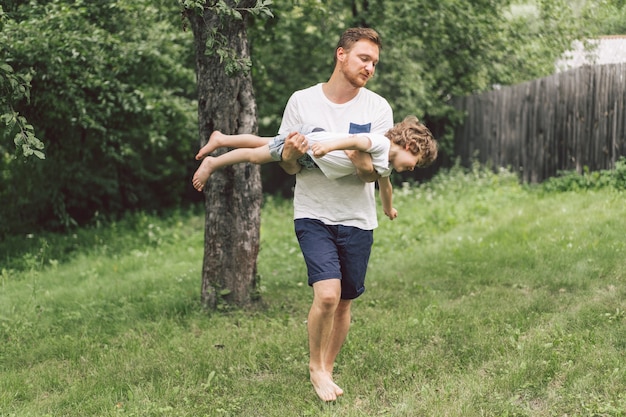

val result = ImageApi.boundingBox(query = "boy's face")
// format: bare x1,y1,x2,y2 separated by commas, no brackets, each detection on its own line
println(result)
337,39,379,88
391,147,422,172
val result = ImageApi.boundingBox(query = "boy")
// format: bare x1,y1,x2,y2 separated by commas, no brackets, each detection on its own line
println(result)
192,115,437,220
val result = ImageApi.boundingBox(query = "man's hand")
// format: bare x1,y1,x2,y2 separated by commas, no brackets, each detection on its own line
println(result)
345,150,379,182
279,131,308,175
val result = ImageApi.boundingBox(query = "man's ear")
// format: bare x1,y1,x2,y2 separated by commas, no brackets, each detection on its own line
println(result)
336,47,346,62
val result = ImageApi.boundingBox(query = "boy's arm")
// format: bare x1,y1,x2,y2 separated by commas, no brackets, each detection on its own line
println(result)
378,176,398,220
310,135,371,157
311,135,380,182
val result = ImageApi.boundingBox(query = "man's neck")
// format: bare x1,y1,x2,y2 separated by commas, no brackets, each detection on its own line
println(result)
322,74,361,104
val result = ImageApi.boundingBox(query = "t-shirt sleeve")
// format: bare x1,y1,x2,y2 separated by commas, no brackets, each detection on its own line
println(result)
364,133,391,175
371,101,394,135
279,93,302,134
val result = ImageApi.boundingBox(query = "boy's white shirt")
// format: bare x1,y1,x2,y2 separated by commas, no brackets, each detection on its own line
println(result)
279,83,393,230
305,131,392,180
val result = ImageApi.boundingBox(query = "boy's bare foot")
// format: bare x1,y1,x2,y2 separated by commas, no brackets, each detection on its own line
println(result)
192,157,216,191
195,131,225,160
310,370,344,402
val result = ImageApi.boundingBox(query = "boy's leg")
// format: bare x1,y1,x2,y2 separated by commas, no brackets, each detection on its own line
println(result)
192,145,273,191
195,131,272,160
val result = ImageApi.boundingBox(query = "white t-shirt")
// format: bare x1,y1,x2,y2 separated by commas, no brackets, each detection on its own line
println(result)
305,131,392,180
279,83,393,230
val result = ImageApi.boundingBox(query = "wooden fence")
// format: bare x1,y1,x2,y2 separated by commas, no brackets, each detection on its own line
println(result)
452,63,626,183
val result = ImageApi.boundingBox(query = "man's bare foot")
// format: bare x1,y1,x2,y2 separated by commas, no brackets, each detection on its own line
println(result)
192,157,216,191
195,131,225,160
310,370,344,402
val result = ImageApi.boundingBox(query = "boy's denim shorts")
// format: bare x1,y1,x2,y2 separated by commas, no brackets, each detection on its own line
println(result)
268,125,324,169
294,218,373,300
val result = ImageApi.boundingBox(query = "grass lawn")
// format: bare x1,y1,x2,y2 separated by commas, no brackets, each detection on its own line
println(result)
1,165,625,416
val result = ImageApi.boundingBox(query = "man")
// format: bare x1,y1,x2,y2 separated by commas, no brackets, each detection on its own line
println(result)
278,27,393,402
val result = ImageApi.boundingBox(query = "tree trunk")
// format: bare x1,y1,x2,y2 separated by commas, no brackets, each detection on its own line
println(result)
185,1,262,309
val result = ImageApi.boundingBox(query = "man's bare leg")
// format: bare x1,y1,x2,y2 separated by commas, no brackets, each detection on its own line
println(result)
195,131,272,160
192,146,274,191
308,279,346,401
323,299,352,376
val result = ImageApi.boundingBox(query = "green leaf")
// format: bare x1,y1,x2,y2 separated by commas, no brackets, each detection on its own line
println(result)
0,63,14,73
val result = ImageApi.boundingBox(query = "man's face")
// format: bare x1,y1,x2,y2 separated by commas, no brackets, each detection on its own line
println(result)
338,39,380,88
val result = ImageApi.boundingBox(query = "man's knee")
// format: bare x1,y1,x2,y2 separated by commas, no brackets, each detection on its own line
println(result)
313,280,341,309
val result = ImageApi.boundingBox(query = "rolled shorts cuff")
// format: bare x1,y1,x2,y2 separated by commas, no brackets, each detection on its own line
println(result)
308,273,365,300
308,271,342,287
268,137,285,162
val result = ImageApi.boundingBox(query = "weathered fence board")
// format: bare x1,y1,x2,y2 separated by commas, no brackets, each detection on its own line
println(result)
453,63,626,182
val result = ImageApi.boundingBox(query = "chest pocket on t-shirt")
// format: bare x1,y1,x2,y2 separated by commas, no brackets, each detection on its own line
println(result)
349,122,371,134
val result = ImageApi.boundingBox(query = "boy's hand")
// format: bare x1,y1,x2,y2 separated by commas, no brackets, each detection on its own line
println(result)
311,142,330,157
384,207,398,220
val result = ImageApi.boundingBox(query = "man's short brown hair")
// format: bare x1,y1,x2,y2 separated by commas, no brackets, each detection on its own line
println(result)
334,27,382,63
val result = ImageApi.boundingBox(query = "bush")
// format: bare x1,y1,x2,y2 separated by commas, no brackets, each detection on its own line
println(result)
540,157,626,192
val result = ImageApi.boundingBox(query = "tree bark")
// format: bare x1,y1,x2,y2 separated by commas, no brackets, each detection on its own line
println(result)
185,0,262,308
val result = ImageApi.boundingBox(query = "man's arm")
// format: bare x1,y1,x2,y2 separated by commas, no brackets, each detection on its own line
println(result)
377,176,398,220
278,131,308,175
344,149,379,182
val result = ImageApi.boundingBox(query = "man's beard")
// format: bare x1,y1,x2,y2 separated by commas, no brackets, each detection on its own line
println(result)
342,62,370,88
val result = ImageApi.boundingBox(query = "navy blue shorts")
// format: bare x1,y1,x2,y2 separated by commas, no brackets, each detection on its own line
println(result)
294,218,373,300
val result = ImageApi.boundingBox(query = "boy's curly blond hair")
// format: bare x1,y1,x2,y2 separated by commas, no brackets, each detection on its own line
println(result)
385,115,438,167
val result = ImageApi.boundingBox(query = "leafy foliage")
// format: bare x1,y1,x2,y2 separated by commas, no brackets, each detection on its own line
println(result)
540,157,626,192
182,0,274,76
0,0,198,235
581,0,626,34
0,7,44,160
0,63,44,160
